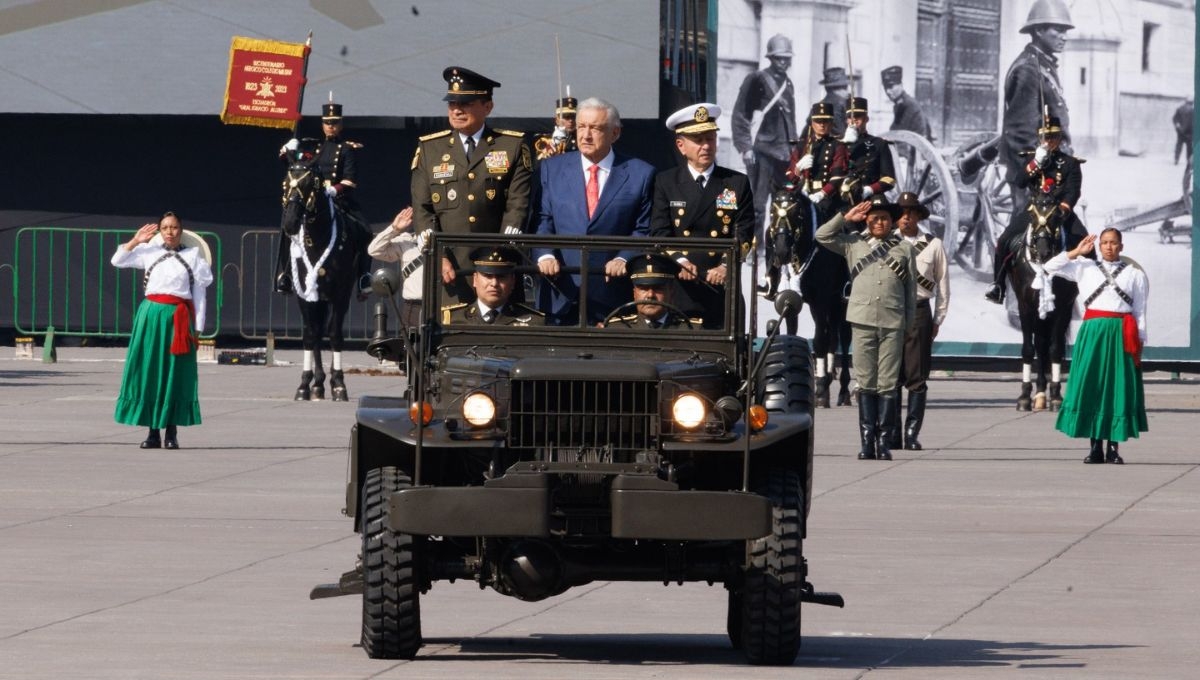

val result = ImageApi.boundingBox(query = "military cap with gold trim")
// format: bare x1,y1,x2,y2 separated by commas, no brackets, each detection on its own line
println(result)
810,101,836,120
471,245,520,274
626,253,680,287
321,101,343,121
1038,115,1064,136
556,96,578,116
442,66,501,103
847,96,869,115
665,102,721,134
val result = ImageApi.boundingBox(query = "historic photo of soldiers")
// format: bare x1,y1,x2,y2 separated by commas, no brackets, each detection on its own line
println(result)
718,0,1194,350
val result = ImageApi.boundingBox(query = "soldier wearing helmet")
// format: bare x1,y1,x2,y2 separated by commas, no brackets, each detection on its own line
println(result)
731,34,798,247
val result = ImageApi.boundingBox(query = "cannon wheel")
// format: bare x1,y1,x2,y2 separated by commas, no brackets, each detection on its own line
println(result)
952,132,1013,281
880,130,960,263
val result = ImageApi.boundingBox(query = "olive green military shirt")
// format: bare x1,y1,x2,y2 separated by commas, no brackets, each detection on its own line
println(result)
816,214,917,331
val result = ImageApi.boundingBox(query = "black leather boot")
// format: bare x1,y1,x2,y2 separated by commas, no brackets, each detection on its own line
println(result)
904,389,927,450
858,392,878,460
140,428,161,449
164,424,179,450
876,391,897,461
887,388,903,449
1105,441,1123,464
985,251,1007,304
1084,438,1105,464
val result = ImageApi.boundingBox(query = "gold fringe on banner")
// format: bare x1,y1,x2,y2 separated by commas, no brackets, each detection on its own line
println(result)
220,35,309,128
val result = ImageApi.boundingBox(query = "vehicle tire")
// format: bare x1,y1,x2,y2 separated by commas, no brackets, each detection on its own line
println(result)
726,589,743,650
755,334,813,415
739,468,804,666
360,466,422,659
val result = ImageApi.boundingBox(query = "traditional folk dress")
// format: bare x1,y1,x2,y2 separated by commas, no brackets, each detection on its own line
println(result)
1044,253,1149,442
111,242,214,428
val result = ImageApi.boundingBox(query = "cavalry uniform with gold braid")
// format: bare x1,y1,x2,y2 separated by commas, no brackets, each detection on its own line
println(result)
841,97,896,205
533,96,578,161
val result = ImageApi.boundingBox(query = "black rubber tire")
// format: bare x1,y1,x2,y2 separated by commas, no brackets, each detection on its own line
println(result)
755,334,814,415
360,467,422,659
726,589,743,650
739,468,804,666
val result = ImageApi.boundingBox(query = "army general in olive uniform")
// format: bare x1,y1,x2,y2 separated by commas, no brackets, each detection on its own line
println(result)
412,67,533,302
650,103,754,329
817,197,917,462
441,246,543,327
605,253,698,329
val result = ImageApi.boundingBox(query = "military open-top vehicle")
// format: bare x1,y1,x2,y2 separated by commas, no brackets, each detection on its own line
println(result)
312,233,842,665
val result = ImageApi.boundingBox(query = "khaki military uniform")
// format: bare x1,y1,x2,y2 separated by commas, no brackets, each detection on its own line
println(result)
411,127,532,299
816,214,917,393
606,311,697,329
441,301,543,327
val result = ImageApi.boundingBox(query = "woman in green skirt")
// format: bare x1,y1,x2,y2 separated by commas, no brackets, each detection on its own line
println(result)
111,213,214,449
1043,229,1149,464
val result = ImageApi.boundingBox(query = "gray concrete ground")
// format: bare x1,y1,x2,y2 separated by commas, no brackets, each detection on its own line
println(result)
1,348,1198,679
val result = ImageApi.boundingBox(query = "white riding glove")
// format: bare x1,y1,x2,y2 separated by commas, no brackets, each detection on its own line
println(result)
415,229,432,250
861,186,875,199
1034,144,1049,164
841,126,859,144
503,225,523,235
324,185,339,198
551,127,569,144
807,191,826,204
796,154,814,171
280,138,300,156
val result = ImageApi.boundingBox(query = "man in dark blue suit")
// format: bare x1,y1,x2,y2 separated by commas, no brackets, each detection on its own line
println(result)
534,97,656,325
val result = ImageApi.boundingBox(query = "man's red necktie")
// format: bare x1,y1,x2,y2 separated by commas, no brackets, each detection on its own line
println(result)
586,164,600,219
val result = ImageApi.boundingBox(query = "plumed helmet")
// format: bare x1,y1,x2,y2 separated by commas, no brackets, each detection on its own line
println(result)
765,34,793,58
1020,0,1074,34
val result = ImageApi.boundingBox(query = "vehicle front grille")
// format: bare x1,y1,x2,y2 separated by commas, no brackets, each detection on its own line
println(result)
509,379,659,461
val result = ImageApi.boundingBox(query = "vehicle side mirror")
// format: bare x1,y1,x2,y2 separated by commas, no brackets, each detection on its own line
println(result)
774,290,803,318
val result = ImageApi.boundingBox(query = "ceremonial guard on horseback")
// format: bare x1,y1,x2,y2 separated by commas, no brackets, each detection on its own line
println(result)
276,98,370,402
533,95,578,161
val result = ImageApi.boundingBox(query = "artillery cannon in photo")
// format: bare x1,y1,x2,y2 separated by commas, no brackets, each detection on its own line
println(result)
880,130,1013,282
1104,160,1193,244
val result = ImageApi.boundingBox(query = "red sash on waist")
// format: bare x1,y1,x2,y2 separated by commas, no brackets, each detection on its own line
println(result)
1083,309,1140,366
146,294,197,355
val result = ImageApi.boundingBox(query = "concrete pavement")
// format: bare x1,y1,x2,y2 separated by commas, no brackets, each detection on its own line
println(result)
1,349,1198,679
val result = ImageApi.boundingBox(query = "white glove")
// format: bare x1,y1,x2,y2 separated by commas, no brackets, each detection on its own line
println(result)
280,138,299,155
796,154,814,171
416,229,432,250
503,225,523,235
324,185,338,198
1034,144,1049,164
807,191,826,204
551,127,569,144
861,186,875,199
841,126,859,144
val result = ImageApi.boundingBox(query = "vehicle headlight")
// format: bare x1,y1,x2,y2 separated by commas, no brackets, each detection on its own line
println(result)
672,393,707,430
462,392,496,427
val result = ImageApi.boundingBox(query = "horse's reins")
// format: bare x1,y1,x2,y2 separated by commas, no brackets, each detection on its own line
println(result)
287,176,339,302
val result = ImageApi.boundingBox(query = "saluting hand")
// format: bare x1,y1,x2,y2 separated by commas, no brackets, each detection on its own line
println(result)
124,223,159,250
843,200,872,223
1069,233,1097,259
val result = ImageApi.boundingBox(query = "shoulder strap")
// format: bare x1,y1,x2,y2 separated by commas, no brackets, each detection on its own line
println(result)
849,236,900,281
144,251,195,289
1085,260,1132,307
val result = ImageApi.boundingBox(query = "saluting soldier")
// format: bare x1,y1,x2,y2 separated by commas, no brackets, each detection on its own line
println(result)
441,246,543,326
986,115,1087,303
533,95,578,161
275,98,372,296
791,101,849,223
606,253,699,329
840,96,896,205
650,103,754,329
412,66,533,302
817,197,917,462
889,192,949,451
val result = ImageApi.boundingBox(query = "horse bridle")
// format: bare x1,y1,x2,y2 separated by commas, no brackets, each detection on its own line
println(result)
1023,199,1062,264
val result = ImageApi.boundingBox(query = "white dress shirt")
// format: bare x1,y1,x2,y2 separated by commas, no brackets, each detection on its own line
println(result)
581,150,615,197
1044,253,1149,342
367,226,423,301
111,243,214,331
903,233,950,326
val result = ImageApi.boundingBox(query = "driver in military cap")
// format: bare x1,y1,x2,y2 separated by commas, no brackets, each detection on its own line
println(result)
412,66,533,302
605,253,699,329
441,246,543,326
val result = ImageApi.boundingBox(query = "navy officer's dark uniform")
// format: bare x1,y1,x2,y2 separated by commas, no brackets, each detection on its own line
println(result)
650,103,754,329
412,67,533,302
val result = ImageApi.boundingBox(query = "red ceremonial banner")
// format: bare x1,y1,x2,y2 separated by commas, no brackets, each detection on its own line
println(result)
220,36,310,129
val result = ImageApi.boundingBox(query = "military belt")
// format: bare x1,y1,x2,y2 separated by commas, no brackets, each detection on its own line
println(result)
1084,260,1132,307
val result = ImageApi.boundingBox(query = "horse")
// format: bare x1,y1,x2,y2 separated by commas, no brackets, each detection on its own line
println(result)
1005,193,1080,412
280,159,360,402
765,187,854,408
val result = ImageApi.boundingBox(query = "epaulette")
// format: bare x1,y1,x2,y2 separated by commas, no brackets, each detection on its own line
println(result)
688,317,704,326
440,302,468,324
494,129,525,137
419,130,453,142
344,140,364,149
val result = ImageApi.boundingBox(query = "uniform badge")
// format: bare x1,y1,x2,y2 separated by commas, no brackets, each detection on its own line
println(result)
670,201,686,208
441,154,451,162
486,189,496,200
485,150,510,174
678,208,685,216
432,163,455,180
447,188,458,201
715,188,738,210
432,192,441,203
